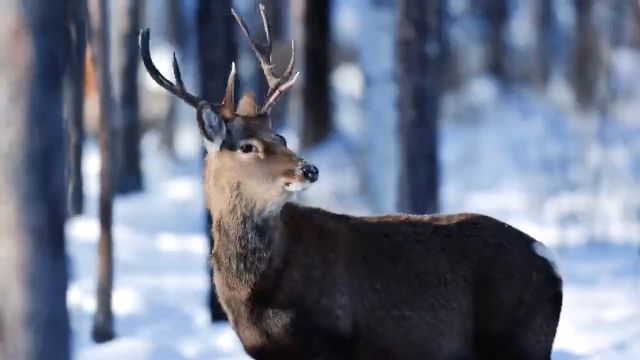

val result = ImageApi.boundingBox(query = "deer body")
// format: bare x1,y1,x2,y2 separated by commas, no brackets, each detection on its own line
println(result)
207,179,562,359
140,4,562,359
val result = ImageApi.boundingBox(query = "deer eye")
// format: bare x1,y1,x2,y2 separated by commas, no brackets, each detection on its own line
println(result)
239,143,258,154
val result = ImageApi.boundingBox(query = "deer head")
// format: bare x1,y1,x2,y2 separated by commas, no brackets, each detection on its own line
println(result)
139,4,318,212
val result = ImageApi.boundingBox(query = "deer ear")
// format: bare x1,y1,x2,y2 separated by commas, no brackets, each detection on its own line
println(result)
198,107,227,153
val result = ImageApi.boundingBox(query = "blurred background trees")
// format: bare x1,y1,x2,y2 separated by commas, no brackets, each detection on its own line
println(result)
114,0,143,194
88,0,116,343
397,0,443,214
2,0,640,358
292,0,332,149
0,0,71,358
66,0,88,216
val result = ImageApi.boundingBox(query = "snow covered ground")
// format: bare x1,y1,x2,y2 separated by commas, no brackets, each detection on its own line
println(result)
67,132,250,360
67,118,640,359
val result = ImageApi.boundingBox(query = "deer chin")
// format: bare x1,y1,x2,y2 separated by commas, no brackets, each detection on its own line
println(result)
284,180,311,192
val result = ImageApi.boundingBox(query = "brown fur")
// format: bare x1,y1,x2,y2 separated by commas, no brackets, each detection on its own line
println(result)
203,116,562,360
139,12,562,357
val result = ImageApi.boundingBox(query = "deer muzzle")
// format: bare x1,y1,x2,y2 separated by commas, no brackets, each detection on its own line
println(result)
300,163,319,183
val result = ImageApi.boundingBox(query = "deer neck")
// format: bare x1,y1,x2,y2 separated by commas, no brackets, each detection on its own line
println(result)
207,182,288,290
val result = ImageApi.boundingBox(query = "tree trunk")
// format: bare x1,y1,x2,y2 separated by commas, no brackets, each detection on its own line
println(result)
632,0,640,48
476,0,508,79
573,0,601,110
359,0,400,213
292,0,332,149
397,0,443,214
197,0,236,322
533,0,553,88
161,0,184,157
88,0,116,342
0,1,71,358
115,0,143,194
67,0,87,215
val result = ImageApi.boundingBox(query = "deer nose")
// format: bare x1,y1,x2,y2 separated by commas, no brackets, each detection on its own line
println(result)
301,163,319,183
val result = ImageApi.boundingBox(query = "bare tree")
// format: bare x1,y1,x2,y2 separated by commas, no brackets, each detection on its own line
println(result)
474,0,508,79
88,0,116,342
67,0,87,215
572,0,602,110
291,0,332,148
197,0,236,322
631,0,640,48
115,0,143,193
0,0,71,358
533,0,553,88
161,0,185,157
397,0,443,214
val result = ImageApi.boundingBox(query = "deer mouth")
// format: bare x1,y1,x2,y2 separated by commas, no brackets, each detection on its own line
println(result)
284,181,310,192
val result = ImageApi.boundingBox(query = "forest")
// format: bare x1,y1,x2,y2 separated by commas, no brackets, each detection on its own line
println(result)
0,0,639,359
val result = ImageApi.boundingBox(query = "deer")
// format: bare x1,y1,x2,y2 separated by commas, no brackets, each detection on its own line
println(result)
139,4,562,360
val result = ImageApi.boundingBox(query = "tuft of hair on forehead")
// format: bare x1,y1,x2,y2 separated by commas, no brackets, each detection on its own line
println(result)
236,91,260,118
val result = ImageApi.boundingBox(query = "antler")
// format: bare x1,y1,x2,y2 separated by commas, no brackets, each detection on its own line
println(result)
139,28,236,119
231,4,299,115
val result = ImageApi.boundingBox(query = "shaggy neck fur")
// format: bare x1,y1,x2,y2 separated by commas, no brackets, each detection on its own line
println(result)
208,183,287,293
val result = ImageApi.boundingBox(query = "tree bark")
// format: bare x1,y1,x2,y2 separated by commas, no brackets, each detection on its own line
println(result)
475,0,508,79
359,0,400,213
397,0,443,214
533,0,553,88
115,0,143,194
573,0,601,110
0,0,71,358
197,0,236,322
88,0,115,342
292,0,332,149
161,0,185,157
67,0,87,215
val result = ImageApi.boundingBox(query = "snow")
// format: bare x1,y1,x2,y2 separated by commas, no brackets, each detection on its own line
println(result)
68,120,640,359
67,3,640,356
67,133,250,360
441,75,640,246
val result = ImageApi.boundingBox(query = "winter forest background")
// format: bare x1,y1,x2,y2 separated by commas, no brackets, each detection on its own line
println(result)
1,0,639,359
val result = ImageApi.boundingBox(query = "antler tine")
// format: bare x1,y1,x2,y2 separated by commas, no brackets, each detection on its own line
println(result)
230,7,280,92
172,52,185,91
231,4,299,114
262,72,299,114
258,4,272,54
139,28,204,108
282,40,296,80
216,62,236,119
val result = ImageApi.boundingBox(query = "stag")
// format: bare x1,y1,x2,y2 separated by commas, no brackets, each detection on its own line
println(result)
139,4,562,359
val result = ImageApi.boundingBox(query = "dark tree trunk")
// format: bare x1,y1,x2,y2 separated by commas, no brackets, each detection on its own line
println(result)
161,0,185,157
0,1,71,358
533,0,553,88
440,2,461,91
197,0,236,322
573,0,601,110
115,0,143,194
292,0,332,149
632,0,640,48
476,0,508,79
88,0,116,342
66,0,87,216
397,0,443,214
